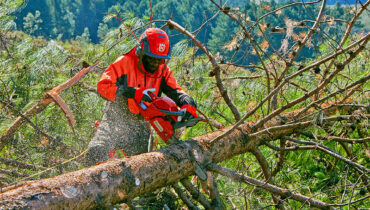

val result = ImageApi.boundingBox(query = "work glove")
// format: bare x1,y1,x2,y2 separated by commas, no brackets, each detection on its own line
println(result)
134,87,156,103
116,77,136,98
180,104,197,122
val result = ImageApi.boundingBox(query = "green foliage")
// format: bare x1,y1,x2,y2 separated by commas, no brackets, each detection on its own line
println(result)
76,27,91,43
1,0,369,209
0,0,23,30
23,10,43,35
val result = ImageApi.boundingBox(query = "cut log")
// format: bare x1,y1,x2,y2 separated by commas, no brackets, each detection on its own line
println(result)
0,101,363,208
0,111,365,209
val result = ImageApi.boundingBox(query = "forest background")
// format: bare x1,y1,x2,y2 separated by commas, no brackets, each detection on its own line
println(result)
0,0,369,209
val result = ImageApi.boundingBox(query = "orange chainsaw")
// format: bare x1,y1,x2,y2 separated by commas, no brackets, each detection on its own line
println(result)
136,89,207,180
137,89,200,143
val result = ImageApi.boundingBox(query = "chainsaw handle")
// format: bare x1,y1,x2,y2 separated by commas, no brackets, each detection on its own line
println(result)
137,88,156,110
142,88,156,102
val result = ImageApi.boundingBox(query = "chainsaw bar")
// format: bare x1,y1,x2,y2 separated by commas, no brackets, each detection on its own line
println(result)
187,149,207,181
173,118,201,129
167,136,207,181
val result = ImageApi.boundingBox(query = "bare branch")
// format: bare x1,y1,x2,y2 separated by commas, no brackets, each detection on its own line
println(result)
288,81,309,92
223,75,262,80
296,74,370,118
0,158,46,171
205,172,225,209
251,147,284,208
278,0,327,81
329,195,370,207
0,99,58,144
272,139,286,176
316,144,369,175
209,0,273,114
251,36,369,130
265,142,316,151
321,0,370,80
208,163,334,209
181,179,212,209
250,0,322,31
166,19,241,121
173,183,200,210
211,34,369,144
0,62,100,150
285,136,369,175
316,135,370,143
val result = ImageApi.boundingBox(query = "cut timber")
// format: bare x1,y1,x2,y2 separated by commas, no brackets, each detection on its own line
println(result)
0,105,363,209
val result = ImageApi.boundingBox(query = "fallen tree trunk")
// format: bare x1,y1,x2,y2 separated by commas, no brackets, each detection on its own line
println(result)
1,104,365,209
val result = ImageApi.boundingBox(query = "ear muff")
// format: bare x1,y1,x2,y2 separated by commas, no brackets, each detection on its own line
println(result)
135,33,147,57
135,37,151,58
135,43,142,57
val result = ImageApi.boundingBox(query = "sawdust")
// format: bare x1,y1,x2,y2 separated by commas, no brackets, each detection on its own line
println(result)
86,96,150,165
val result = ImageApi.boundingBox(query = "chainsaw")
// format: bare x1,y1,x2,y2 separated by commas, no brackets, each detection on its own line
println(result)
137,89,207,180
137,89,200,144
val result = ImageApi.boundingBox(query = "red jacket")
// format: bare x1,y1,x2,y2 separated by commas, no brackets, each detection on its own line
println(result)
97,48,196,114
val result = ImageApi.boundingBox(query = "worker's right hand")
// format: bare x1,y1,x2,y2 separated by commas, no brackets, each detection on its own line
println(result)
135,87,156,103
180,104,197,121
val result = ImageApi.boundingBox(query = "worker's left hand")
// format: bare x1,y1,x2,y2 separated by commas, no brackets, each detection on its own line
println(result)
180,104,197,122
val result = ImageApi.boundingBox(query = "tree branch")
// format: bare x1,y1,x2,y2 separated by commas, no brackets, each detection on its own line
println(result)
180,179,212,209
205,172,224,209
173,182,200,210
208,163,334,209
296,74,369,118
329,194,370,207
321,0,370,81
0,158,46,171
0,62,100,151
211,34,369,144
251,35,369,130
166,19,241,121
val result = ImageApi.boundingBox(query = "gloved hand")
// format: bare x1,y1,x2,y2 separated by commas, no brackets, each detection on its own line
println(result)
134,87,156,103
180,104,197,122
116,77,135,98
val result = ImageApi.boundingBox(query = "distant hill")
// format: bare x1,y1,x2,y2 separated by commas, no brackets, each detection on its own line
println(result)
311,0,366,5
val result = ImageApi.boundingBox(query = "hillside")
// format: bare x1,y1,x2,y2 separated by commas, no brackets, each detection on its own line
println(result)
1,0,369,209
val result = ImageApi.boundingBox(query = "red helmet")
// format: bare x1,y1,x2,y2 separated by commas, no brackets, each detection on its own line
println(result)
137,28,171,59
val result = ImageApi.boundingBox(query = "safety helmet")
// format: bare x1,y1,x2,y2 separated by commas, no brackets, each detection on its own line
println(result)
136,28,171,59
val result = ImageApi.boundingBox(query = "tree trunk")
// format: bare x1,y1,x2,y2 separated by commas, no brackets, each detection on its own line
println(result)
0,105,357,209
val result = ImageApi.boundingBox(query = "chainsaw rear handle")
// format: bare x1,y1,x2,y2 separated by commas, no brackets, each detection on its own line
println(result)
138,88,156,110
141,88,156,103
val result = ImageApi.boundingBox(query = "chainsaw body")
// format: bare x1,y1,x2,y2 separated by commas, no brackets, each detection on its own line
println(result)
137,91,206,180
138,92,180,142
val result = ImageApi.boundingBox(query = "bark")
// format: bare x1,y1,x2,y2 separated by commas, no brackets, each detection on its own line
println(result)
0,105,365,208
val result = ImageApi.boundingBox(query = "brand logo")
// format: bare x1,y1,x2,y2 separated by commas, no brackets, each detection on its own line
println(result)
158,44,166,52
